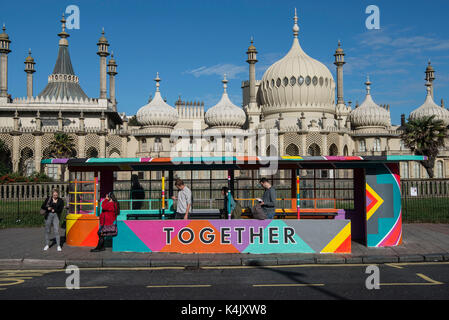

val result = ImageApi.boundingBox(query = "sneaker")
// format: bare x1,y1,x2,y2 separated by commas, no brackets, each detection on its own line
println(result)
57,246,62,252
43,245,49,251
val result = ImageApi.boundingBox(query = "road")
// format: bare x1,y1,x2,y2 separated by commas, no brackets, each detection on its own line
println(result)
1,262,448,301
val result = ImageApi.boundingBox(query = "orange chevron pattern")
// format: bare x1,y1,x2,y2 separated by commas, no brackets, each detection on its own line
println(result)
366,183,384,221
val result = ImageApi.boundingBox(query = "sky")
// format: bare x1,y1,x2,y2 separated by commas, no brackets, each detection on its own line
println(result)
1,0,449,125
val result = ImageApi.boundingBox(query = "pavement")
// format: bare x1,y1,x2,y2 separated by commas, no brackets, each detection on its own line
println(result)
1,223,449,269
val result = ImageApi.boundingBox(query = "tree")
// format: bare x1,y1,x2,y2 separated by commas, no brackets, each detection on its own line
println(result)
48,133,77,181
400,115,448,178
0,140,12,175
128,115,139,126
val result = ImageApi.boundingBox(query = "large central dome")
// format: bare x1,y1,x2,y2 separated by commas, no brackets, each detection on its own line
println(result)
259,10,335,117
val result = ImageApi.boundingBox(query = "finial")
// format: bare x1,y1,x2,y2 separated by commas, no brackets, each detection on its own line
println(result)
58,13,70,42
338,40,341,47
155,72,161,92
2,24,5,33
28,48,31,55
441,98,445,108
222,74,228,93
293,8,299,38
425,80,432,95
365,75,371,95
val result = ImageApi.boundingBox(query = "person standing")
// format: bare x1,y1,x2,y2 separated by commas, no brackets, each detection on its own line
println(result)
171,179,191,220
41,189,64,251
259,178,277,219
91,192,119,252
130,174,145,210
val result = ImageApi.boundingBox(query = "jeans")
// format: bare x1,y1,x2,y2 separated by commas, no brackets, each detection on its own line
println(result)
45,212,60,246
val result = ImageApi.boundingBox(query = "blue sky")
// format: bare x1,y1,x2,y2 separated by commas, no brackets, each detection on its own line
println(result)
1,0,449,125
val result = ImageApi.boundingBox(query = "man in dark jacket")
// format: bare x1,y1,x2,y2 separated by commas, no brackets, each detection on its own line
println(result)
259,178,276,219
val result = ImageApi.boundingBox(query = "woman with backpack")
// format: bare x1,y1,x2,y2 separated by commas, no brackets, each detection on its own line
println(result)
41,188,65,251
91,192,120,252
221,187,242,219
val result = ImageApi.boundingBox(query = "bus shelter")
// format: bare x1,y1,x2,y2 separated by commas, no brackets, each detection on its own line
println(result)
42,155,425,254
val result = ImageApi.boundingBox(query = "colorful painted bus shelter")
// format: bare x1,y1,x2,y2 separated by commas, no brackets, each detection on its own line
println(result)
42,155,425,254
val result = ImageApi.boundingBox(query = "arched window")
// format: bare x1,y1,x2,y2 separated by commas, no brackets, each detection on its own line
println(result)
266,145,278,156
373,138,381,152
154,137,162,152
413,162,421,179
359,140,366,152
343,145,349,156
436,161,444,178
286,144,299,156
329,144,338,156
400,162,409,179
141,139,147,153
86,147,98,158
307,143,321,156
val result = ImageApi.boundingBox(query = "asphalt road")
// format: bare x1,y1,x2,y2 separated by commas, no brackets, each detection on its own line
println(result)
1,262,448,301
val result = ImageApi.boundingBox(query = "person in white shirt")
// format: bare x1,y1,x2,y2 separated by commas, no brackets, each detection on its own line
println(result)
171,179,191,220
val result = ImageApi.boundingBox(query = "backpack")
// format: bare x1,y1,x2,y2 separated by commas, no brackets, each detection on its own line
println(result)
251,203,267,220
231,200,243,219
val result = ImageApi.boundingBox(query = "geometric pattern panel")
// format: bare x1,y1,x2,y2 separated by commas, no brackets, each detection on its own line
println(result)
112,219,351,254
365,163,402,247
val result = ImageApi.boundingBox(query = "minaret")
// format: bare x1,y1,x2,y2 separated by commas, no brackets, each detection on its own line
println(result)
334,40,345,109
97,28,110,99
0,24,12,99
425,60,435,98
107,52,117,109
24,49,36,97
246,37,258,127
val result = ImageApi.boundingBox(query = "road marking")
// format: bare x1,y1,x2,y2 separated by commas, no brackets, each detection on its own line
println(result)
47,286,108,290
385,263,403,269
0,288,6,291
416,273,443,285
146,284,211,288
253,283,324,287
380,273,443,286
201,264,372,270
0,278,25,286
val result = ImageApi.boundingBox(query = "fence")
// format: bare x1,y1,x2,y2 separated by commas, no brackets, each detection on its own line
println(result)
0,178,448,227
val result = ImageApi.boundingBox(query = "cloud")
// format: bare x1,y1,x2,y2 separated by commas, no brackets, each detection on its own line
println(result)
184,63,246,79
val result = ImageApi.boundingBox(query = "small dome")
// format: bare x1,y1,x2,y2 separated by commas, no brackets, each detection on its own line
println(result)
136,73,178,127
259,10,335,115
97,29,108,44
25,49,34,63
349,78,391,129
205,76,246,128
410,82,449,126
0,25,9,40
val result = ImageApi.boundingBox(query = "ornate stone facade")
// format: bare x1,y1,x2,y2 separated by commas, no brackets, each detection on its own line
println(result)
0,12,448,181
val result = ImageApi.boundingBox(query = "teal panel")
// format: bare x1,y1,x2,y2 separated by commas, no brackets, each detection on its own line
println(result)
112,221,151,252
243,220,315,254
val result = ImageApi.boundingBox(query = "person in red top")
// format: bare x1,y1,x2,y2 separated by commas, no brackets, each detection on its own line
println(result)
91,192,119,252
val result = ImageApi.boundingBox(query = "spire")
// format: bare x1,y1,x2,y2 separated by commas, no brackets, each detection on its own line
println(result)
37,15,88,100
293,8,299,38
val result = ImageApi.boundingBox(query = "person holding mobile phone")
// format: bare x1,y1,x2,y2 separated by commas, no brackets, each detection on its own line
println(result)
259,178,276,219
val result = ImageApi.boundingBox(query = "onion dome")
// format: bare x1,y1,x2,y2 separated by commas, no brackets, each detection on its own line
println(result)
205,75,246,128
410,81,449,126
136,73,178,127
259,9,335,115
349,77,391,129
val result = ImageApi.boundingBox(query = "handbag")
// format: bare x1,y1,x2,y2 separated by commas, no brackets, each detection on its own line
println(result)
40,197,51,216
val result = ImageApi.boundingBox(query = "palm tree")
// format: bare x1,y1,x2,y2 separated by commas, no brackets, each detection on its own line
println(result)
48,133,76,181
400,115,448,178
